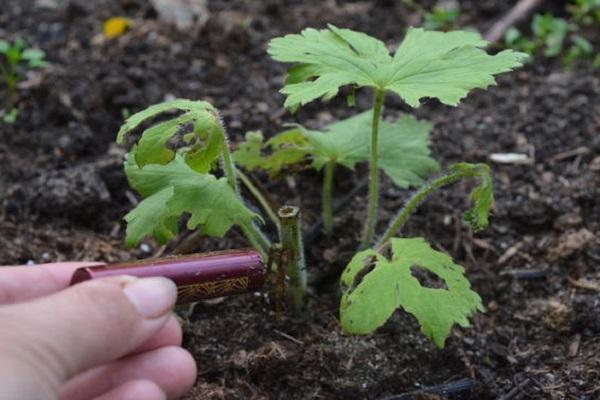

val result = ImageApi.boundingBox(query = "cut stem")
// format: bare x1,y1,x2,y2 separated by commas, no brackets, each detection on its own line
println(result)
322,161,335,234
361,88,386,249
237,168,280,231
278,205,307,314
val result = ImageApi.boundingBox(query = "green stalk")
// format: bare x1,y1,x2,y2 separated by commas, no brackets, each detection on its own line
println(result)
278,205,306,313
216,117,271,259
361,88,385,249
322,160,335,234
375,168,471,251
0,64,16,108
237,167,280,231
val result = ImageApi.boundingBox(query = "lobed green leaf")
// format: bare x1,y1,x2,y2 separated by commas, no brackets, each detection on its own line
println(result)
268,25,527,109
235,110,439,188
340,237,483,347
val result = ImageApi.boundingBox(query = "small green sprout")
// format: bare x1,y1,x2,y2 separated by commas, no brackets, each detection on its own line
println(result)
402,0,462,31
1,108,18,124
568,0,600,25
0,38,47,110
423,5,461,31
504,1,600,68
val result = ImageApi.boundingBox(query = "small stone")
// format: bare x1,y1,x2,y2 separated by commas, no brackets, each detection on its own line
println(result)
150,0,209,30
553,213,582,231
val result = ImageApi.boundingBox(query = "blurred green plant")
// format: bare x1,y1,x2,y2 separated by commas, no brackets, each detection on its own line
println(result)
423,6,461,31
402,0,462,31
568,0,600,24
504,1,600,67
0,38,47,123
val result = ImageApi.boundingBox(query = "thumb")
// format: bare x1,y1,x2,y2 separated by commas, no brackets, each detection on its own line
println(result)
0,276,177,400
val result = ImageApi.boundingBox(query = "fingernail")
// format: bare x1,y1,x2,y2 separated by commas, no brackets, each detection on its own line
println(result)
123,278,177,318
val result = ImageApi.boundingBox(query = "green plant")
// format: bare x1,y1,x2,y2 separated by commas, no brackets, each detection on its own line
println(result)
504,1,600,67
1,107,18,124
117,26,525,347
267,25,524,248
233,111,438,233
423,6,461,31
568,0,600,25
401,0,461,31
0,38,47,109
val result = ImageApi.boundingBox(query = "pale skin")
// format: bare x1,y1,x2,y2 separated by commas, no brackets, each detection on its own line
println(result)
0,262,198,400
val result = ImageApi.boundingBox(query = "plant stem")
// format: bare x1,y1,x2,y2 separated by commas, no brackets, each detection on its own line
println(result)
322,160,335,234
237,167,280,231
220,130,240,193
375,169,470,251
278,205,307,314
216,117,271,259
361,88,385,249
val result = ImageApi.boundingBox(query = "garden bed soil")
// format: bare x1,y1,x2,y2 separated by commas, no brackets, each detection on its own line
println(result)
1,1,599,399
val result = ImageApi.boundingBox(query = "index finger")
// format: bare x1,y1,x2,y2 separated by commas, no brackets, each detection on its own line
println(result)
0,262,103,305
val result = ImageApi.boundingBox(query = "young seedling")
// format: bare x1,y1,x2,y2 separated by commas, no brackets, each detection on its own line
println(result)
568,0,600,25
423,5,461,31
0,38,47,119
117,25,525,347
234,111,438,233
268,25,525,248
504,3,599,68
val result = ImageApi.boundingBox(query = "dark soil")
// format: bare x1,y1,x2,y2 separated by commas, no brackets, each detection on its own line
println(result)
1,1,600,399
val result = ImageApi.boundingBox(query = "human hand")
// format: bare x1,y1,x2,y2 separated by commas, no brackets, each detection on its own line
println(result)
0,262,197,400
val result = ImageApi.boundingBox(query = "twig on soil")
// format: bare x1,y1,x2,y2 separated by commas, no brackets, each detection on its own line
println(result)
273,329,304,345
497,242,525,265
377,378,475,400
484,0,545,43
550,146,590,161
500,268,549,280
124,190,139,206
568,333,581,357
567,276,600,291
497,378,532,400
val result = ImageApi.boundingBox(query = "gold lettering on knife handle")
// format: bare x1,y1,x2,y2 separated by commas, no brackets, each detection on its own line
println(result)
177,276,250,302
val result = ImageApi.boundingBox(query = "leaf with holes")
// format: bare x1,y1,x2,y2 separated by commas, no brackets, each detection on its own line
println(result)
268,25,527,109
340,237,483,347
117,99,225,173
